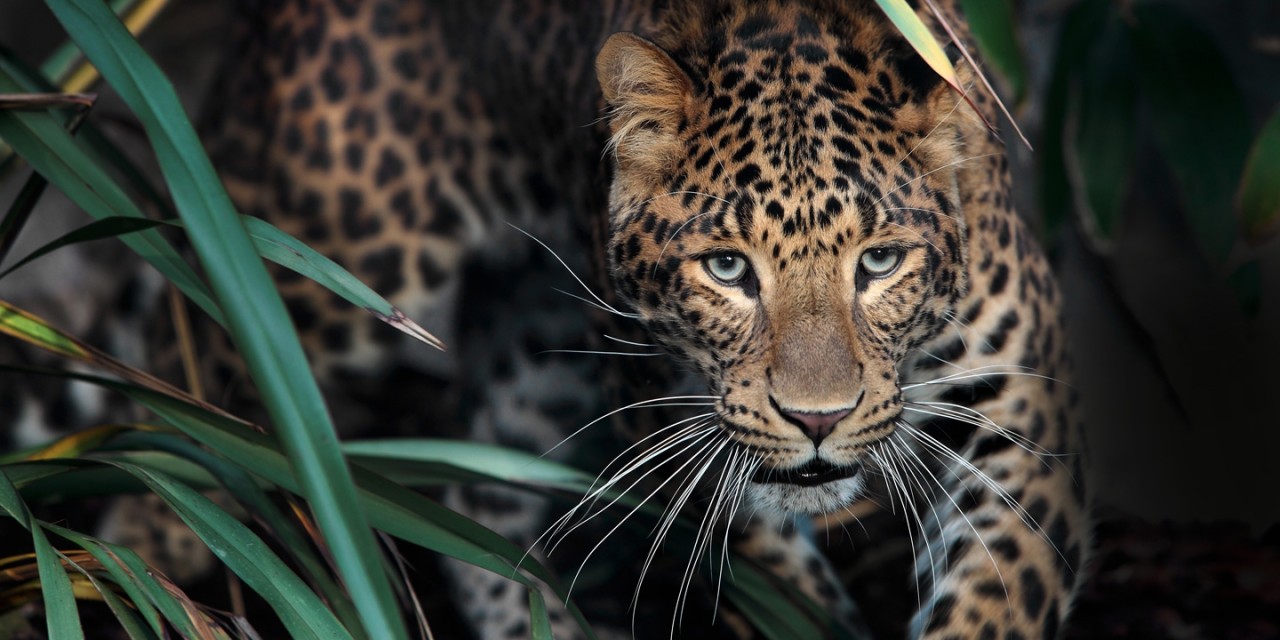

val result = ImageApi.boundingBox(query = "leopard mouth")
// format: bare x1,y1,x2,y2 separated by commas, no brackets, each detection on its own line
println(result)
751,460,862,487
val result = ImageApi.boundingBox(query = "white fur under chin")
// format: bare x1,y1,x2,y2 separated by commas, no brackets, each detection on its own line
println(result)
745,475,866,515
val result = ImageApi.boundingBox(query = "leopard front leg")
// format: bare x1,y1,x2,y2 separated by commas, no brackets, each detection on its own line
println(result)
902,384,1089,640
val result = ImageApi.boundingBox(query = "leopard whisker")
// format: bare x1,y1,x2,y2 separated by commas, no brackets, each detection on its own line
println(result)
870,441,930,611
903,402,1066,460
897,421,1073,575
602,334,658,348
884,220,943,254
538,348,664,357
902,364,1069,390
507,222,639,319
713,453,759,614
541,395,718,459
548,419,716,550
885,435,952,601
541,416,712,551
631,433,731,623
884,77,973,184
891,428,1013,616
563,427,722,596
551,287,638,319
670,440,741,634
875,152,1001,208
570,414,718,526
675,443,741,630
654,210,718,277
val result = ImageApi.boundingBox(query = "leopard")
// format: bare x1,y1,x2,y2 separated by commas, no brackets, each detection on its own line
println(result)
16,0,1092,637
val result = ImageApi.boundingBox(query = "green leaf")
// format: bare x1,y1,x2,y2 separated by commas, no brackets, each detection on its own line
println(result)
0,77,223,326
1038,0,1113,240
107,461,355,640
0,168,49,267
0,300,88,359
59,550,158,640
0,216,162,280
39,2,405,637
344,439,596,491
242,217,443,349
43,522,207,638
1238,108,1280,245
108,430,369,640
1063,9,1136,249
4,365,592,636
1130,3,1252,264
958,0,1026,101
0,469,84,640
528,589,555,640
873,0,959,89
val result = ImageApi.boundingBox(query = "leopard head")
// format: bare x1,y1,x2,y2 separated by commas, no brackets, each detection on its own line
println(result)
596,5,976,514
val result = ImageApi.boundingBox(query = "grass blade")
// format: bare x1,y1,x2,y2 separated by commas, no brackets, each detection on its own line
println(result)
59,551,158,640
0,72,223,325
0,469,84,639
0,216,161,280
106,461,354,640
0,168,49,266
39,3,410,633
873,0,958,89
43,522,215,638
241,217,443,350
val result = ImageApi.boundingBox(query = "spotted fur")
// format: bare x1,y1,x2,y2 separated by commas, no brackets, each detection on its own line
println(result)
203,0,1091,637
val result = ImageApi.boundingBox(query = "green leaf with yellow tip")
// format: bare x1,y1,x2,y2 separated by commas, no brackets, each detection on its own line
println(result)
0,300,87,359
873,0,959,89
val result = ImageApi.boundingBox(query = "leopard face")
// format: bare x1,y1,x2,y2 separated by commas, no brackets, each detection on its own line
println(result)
597,5,973,514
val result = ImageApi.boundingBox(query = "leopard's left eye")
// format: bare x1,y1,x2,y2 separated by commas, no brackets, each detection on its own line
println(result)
859,247,903,278
703,253,750,284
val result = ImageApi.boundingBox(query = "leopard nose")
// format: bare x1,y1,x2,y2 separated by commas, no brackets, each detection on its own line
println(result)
773,401,854,446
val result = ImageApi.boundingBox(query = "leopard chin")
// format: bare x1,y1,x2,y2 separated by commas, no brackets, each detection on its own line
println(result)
745,468,867,515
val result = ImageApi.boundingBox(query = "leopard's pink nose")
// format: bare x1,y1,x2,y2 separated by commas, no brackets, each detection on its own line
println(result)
777,405,853,445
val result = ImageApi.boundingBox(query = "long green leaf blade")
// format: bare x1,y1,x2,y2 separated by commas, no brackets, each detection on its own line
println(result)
0,73,222,325
39,2,406,637
873,0,958,88
108,461,353,640
0,469,84,639
43,522,201,638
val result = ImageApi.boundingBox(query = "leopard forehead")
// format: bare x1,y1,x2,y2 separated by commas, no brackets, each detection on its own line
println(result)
598,2,974,480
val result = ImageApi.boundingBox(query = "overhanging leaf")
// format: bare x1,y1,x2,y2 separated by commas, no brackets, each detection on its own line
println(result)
958,0,1026,102
874,0,960,90
1063,10,1136,250
1038,0,1113,240
1238,108,1280,245
1130,3,1252,264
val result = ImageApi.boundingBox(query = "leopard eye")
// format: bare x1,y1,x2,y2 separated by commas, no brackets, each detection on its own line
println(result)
859,247,903,278
703,253,750,284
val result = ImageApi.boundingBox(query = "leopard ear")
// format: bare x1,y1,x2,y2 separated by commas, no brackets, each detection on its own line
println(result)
596,32,692,171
